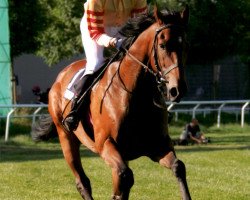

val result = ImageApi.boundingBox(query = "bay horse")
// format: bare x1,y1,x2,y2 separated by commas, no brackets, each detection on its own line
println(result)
34,5,191,200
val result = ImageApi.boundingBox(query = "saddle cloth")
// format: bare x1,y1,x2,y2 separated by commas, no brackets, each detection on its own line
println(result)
64,68,86,100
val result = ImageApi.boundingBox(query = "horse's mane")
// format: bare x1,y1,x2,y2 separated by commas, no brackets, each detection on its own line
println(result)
119,8,181,38
111,8,181,61
119,14,155,38
108,14,155,61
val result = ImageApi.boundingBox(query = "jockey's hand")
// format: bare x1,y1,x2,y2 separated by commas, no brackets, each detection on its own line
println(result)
109,37,118,47
115,38,123,50
109,38,123,50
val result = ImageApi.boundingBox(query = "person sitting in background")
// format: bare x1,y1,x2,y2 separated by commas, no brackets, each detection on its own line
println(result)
179,118,209,145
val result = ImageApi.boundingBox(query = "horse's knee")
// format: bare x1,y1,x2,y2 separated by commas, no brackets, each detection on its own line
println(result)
119,168,134,191
171,159,186,179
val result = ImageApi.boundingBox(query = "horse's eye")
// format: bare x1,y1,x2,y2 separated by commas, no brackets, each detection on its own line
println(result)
159,43,166,49
160,34,165,40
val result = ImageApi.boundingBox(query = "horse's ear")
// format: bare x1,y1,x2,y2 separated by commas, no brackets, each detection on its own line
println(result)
153,5,163,25
181,5,189,25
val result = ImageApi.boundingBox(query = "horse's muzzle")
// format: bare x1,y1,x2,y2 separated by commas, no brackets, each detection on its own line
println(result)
167,81,187,102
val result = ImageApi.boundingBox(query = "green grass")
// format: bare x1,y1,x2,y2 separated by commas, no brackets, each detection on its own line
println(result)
0,124,250,200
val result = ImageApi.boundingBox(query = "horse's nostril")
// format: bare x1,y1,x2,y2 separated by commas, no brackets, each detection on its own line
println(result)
170,87,179,98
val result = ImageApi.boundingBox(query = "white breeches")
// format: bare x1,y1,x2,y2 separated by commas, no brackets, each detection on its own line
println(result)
64,16,121,100
80,15,121,76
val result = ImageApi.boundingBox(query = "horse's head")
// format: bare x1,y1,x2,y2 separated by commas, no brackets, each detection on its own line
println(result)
150,5,189,102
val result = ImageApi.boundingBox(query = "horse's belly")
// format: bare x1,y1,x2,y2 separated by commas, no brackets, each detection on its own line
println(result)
117,119,173,161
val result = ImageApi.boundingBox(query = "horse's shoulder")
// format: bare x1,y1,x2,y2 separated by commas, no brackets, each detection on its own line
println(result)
107,60,120,74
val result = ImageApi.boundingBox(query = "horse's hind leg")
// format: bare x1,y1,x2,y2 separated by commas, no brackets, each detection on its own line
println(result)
100,138,134,200
158,151,191,200
57,127,93,200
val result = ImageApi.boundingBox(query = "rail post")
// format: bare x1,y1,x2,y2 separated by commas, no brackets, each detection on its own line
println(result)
217,103,225,128
192,104,200,119
32,107,43,127
5,108,16,142
241,102,249,127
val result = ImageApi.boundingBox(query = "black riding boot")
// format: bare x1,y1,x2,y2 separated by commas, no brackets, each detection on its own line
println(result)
62,74,91,132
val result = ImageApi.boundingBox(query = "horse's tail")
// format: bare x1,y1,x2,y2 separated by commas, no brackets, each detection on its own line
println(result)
31,115,58,142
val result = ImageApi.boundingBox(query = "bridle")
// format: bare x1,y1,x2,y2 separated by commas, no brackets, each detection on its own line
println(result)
153,24,179,79
122,24,184,86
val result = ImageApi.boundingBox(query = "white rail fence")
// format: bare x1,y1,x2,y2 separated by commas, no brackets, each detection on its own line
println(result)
166,100,250,128
1,100,250,142
0,104,48,142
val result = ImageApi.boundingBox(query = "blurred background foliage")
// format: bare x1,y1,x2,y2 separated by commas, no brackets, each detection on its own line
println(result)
9,0,250,66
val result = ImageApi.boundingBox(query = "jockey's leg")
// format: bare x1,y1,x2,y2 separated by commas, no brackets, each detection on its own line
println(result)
62,73,92,132
81,15,105,73
62,25,104,132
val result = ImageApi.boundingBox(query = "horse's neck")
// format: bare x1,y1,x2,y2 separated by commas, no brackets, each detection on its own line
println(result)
119,26,155,91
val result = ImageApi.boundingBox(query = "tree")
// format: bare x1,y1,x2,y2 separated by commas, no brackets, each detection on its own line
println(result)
185,0,250,98
9,0,249,67
9,0,83,65
9,0,48,59
35,0,83,65
186,0,250,64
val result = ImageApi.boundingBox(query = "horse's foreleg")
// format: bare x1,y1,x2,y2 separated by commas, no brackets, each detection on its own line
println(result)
159,151,191,200
100,138,134,200
57,127,93,200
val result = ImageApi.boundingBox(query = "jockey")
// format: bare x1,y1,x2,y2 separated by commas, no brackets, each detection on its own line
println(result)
63,0,148,132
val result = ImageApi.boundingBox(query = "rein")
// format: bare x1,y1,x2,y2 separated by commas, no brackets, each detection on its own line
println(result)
64,24,183,116
123,48,157,76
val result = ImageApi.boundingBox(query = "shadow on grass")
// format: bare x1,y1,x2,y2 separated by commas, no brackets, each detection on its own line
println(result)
1,127,249,163
0,141,97,163
173,134,250,153
176,145,250,154
1,141,249,164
